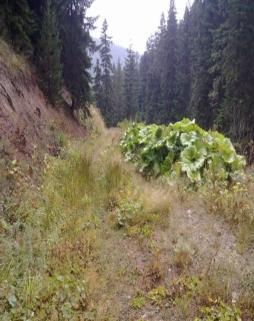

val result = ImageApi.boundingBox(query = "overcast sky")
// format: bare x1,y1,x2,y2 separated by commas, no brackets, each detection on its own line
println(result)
89,0,191,53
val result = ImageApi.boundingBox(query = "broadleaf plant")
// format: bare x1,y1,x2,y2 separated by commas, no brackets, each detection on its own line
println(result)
120,119,246,183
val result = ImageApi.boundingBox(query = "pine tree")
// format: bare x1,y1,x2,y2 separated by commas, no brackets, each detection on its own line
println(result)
60,0,94,111
93,58,103,110
112,60,124,124
123,46,140,120
188,0,220,128
38,0,62,103
216,0,254,142
0,0,35,55
176,7,191,119
161,0,178,123
99,19,114,125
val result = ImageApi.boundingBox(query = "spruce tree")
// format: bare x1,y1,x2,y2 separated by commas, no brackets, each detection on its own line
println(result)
93,59,103,110
0,0,35,55
38,0,62,103
112,60,124,124
123,46,140,120
139,15,167,124
60,0,94,111
176,7,191,119
99,19,114,125
188,0,220,129
216,0,254,142
161,0,178,123
139,50,151,122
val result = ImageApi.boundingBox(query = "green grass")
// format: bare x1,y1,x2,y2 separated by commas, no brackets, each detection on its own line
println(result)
0,111,171,320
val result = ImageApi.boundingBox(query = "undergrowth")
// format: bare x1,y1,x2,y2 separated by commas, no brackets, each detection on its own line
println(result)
0,108,170,320
1,108,254,320
0,39,29,73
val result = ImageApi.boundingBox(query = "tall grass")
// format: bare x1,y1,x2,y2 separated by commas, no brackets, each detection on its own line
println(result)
0,108,171,320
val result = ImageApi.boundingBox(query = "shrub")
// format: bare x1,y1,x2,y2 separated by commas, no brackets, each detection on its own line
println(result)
120,119,246,184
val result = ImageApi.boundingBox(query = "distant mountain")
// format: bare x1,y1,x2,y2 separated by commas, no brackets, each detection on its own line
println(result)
92,38,128,68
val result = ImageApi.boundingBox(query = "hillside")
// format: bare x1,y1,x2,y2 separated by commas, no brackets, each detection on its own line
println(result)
0,40,85,159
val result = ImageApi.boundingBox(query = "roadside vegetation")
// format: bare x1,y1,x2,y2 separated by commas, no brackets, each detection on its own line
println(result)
0,108,254,320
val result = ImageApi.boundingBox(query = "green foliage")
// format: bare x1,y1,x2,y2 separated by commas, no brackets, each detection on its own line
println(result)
59,0,94,110
115,200,142,228
38,0,62,103
120,119,246,183
56,131,68,148
131,294,146,310
195,299,242,321
147,286,168,306
0,0,36,55
139,0,254,149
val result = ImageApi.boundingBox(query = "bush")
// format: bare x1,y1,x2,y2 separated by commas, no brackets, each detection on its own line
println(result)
120,119,246,183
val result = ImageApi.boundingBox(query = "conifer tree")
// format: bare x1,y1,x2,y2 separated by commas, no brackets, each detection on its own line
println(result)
60,0,94,111
188,0,220,128
93,59,103,110
112,60,124,124
38,0,62,103
176,7,191,119
124,46,140,120
215,0,254,141
0,0,35,55
161,0,178,123
99,19,114,125
139,15,167,124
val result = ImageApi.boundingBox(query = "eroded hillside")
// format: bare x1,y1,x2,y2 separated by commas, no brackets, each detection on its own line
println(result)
0,40,85,160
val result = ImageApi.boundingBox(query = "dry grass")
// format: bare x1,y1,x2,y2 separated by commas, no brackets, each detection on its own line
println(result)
0,39,29,73
173,240,194,272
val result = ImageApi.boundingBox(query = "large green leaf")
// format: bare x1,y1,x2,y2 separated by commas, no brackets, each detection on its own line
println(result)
180,145,207,181
180,132,198,146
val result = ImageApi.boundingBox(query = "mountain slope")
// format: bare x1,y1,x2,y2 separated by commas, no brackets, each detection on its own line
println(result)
0,40,85,159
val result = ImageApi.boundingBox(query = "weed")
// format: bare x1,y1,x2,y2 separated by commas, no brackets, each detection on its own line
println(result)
131,294,146,310
173,240,194,271
194,299,242,321
147,285,168,305
0,39,29,72
84,106,106,136
170,275,201,300
56,131,68,148
115,200,143,228
202,180,254,250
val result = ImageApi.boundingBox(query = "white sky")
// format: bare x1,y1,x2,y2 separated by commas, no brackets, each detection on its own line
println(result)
89,0,191,53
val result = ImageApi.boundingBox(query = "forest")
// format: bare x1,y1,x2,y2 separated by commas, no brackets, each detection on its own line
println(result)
1,1,254,151
95,0,254,153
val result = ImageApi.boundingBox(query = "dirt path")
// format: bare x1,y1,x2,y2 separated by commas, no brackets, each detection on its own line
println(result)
100,193,254,321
